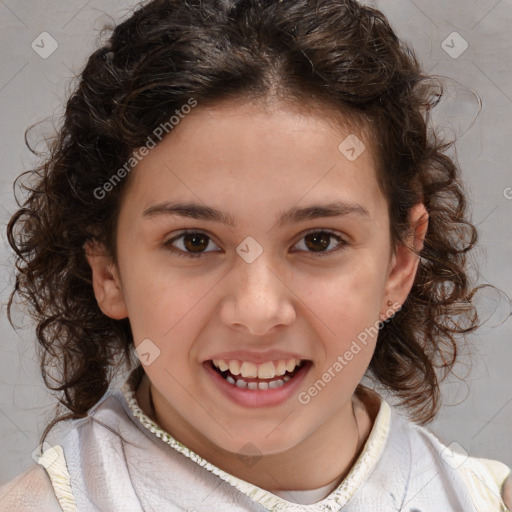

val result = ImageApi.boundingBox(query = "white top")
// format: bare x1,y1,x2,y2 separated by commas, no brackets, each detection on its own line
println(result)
271,479,343,505
1,366,510,511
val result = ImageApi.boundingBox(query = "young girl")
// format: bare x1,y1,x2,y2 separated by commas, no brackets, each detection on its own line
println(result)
1,0,510,510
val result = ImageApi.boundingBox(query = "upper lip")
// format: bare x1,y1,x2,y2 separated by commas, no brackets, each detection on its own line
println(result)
203,349,309,364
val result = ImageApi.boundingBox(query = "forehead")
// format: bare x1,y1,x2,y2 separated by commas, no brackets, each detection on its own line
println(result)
120,98,385,221
169,96,376,161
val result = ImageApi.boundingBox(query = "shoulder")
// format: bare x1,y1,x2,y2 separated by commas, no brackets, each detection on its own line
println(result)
503,473,512,511
0,390,131,512
471,457,512,511
403,418,512,511
0,464,62,512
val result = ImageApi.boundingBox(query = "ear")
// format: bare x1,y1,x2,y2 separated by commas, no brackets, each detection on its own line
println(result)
381,203,429,314
84,240,129,320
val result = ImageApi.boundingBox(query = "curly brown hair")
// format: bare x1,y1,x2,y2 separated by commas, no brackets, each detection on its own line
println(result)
7,0,481,447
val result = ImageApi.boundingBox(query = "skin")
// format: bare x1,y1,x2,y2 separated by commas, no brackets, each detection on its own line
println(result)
85,98,429,492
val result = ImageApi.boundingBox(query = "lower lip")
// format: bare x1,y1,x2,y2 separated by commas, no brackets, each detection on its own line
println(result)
203,361,311,408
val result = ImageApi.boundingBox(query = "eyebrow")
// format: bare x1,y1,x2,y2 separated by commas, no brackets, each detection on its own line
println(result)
141,201,370,227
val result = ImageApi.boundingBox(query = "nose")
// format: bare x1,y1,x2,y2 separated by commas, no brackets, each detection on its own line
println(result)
218,254,296,336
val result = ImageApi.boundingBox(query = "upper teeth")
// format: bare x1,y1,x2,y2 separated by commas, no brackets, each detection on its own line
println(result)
212,358,301,379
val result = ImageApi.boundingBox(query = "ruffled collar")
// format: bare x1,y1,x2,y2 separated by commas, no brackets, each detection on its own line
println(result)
121,367,392,510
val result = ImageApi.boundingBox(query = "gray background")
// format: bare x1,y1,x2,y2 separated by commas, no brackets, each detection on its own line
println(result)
0,0,511,486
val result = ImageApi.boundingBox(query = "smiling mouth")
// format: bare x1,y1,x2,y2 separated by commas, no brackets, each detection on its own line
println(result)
209,360,309,390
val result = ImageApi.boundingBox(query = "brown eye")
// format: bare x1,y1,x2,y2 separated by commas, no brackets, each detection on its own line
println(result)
293,230,347,257
304,232,331,252
164,230,220,258
164,229,348,259
182,233,210,253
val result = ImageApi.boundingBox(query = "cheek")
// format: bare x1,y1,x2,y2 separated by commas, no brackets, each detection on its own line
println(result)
122,265,210,357
301,260,388,339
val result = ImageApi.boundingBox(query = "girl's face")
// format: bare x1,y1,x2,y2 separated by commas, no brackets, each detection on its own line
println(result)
87,99,425,461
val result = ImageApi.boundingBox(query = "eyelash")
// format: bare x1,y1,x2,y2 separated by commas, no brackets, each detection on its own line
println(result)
163,229,348,259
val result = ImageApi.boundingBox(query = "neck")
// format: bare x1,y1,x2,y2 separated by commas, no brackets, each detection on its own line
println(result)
136,373,377,491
